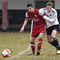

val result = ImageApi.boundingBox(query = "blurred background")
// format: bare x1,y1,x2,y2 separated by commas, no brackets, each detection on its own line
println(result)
0,0,60,32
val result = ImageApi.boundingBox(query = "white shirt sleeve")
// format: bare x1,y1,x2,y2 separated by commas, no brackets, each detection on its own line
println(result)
43,9,57,22
43,16,55,22
25,12,29,18
39,8,45,16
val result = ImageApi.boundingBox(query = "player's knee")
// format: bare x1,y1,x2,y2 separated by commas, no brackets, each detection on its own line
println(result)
51,34,56,38
30,37,35,43
38,36,43,39
38,33,44,39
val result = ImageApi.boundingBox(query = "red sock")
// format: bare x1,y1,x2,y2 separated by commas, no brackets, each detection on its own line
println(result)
30,42,35,54
37,39,42,52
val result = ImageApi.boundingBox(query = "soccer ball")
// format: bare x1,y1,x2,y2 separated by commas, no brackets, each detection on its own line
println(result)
2,49,11,57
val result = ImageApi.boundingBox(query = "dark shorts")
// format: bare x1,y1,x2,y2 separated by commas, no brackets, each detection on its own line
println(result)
46,25,59,35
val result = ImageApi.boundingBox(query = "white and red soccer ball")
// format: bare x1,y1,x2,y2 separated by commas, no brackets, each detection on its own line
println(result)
2,49,11,57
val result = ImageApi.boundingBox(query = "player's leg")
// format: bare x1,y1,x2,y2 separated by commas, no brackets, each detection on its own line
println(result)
46,26,55,46
30,37,36,55
36,33,44,55
47,32,60,54
50,30,59,47
46,25,60,54
47,35,58,48
30,28,39,55
36,25,45,56
51,30,60,54
47,27,59,48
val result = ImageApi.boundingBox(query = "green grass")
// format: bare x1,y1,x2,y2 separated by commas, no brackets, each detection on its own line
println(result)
0,32,60,60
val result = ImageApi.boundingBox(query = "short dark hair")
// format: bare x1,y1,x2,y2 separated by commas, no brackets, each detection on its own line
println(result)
46,2,53,7
27,4,33,7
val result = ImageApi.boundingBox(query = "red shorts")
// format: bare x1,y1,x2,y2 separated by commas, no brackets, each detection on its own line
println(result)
31,25,45,37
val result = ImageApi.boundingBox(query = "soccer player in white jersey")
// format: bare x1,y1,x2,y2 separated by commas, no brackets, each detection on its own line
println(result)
39,2,60,54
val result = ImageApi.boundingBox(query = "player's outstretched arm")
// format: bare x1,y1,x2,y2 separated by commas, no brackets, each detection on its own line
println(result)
19,19,28,33
43,15,55,22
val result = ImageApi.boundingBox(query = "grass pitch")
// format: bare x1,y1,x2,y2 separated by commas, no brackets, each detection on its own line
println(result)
0,32,60,60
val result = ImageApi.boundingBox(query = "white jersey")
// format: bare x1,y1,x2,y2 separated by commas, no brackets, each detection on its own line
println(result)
39,8,59,28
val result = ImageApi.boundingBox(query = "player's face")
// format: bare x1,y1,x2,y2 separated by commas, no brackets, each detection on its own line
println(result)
28,7,34,13
46,6,52,13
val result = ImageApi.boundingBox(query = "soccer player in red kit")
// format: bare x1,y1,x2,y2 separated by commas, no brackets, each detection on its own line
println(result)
20,4,46,55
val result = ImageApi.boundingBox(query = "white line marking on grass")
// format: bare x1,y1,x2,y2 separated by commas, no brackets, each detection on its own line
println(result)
5,44,31,60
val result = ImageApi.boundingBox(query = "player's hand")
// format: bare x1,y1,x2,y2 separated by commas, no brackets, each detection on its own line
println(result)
19,27,24,33
46,20,51,27
47,22,51,27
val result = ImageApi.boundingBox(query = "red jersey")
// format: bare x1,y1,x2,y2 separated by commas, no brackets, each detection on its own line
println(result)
25,9,45,27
